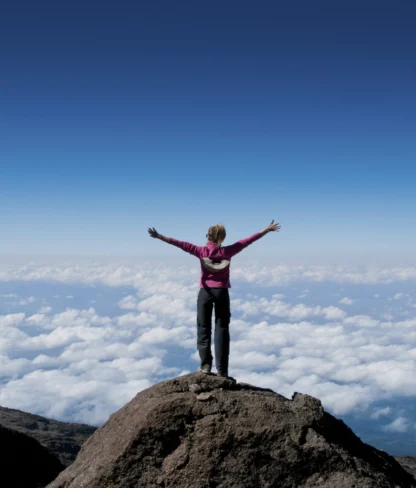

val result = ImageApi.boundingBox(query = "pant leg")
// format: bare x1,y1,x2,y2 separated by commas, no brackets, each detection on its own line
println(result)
197,288,214,367
214,288,231,375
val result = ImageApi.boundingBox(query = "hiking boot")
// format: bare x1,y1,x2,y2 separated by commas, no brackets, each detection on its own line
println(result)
197,364,212,374
216,372,236,382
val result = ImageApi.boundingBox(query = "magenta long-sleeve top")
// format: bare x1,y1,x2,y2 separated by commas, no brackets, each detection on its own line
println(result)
168,232,262,288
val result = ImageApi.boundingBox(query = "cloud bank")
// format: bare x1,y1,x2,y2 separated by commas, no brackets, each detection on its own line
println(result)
0,261,415,437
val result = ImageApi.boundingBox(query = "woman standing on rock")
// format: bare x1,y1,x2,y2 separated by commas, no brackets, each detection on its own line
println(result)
148,220,281,380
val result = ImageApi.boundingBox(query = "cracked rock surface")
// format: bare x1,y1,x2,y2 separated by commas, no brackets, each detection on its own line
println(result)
47,373,416,488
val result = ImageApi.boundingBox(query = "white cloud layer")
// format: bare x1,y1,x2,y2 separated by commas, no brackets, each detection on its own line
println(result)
0,261,415,428
2,262,416,288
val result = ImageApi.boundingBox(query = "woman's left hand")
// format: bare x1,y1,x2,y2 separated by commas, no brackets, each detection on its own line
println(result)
148,227,159,238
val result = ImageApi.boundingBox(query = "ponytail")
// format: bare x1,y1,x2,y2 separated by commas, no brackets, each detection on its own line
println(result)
207,223,226,244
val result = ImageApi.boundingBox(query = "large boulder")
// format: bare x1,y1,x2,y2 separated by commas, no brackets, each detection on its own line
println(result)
47,373,416,488
0,423,64,488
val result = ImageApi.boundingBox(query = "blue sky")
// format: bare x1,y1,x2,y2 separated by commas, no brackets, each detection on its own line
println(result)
2,1,415,260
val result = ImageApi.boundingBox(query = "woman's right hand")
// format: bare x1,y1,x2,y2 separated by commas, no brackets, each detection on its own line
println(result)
266,219,281,232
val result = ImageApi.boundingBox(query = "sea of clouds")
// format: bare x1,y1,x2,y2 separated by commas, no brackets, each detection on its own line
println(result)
0,260,415,454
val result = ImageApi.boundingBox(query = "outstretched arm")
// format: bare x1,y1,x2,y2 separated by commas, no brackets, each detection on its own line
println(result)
148,227,202,257
224,219,281,257
148,227,171,243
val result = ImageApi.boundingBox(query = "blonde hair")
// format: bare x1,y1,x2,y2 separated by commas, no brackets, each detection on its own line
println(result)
207,223,226,244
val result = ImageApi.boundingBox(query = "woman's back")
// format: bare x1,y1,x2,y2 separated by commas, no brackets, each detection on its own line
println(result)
169,232,263,288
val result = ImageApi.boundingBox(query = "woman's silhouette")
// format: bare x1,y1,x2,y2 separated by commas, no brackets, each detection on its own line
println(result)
148,220,281,380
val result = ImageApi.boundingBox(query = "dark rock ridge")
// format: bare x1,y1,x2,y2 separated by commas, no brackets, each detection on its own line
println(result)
0,423,64,488
396,458,416,479
47,373,416,488
0,405,97,466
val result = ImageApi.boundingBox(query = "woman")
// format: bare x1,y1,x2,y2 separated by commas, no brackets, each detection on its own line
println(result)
148,219,281,380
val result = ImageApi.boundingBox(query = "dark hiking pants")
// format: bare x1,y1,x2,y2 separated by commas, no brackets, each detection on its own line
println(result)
197,287,231,375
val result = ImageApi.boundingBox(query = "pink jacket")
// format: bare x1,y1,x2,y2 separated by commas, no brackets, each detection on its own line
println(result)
169,232,262,288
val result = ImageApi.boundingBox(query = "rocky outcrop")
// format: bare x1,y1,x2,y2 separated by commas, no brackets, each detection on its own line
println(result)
47,373,416,488
0,423,64,488
396,458,416,479
0,405,96,466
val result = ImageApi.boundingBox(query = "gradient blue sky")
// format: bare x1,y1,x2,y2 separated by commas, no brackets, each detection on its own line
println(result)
2,1,415,262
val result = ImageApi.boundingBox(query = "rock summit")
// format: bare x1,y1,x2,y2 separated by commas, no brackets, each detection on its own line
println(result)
47,373,416,488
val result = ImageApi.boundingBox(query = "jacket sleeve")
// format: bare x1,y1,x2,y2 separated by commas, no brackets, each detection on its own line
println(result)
223,232,263,258
169,238,203,258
